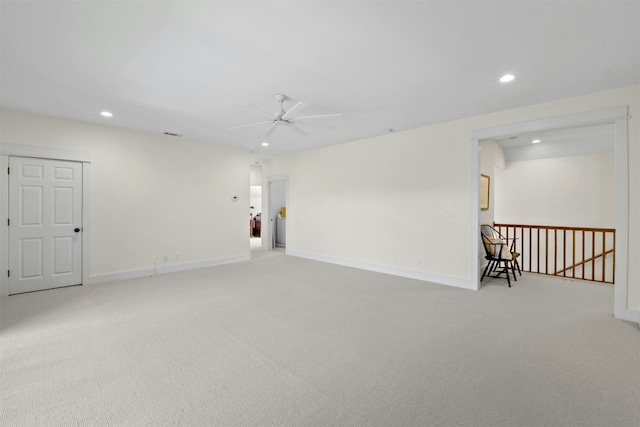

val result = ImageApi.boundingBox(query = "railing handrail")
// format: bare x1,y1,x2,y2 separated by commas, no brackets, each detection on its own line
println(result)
493,222,615,233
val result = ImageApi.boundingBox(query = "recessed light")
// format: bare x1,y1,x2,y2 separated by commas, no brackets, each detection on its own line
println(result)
532,139,541,144
499,74,516,83
100,111,113,117
261,142,269,147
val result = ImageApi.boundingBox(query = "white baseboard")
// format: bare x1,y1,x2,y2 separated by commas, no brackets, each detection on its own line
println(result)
614,307,640,325
90,254,251,285
287,250,475,290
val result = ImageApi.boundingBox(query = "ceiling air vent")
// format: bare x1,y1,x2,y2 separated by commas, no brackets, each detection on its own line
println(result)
163,132,182,137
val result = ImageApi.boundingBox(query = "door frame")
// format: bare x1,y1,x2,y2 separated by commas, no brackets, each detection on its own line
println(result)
0,143,91,297
470,105,636,323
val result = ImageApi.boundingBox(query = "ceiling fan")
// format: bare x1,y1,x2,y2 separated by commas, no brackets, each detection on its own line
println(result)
230,94,342,137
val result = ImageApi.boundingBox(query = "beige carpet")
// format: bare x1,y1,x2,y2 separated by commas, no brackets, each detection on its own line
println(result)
1,252,639,426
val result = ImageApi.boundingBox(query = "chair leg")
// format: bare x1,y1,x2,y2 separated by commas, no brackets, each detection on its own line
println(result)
481,261,493,281
511,261,517,281
490,261,499,274
504,262,511,287
482,259,513,287
496,261,511,287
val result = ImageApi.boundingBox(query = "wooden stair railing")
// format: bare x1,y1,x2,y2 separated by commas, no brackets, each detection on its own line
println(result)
555,248,614,276
493,223,615,284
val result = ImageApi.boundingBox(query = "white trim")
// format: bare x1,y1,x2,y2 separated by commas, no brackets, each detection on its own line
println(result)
0,142,91,163
613,117,632,321
471,106,629,141
470,139,481,290
267,173,289,183
90,254,250,285
0,155,8,297
288,250,475,290
471,105,637,323
82,163,91,287
0,143,91,297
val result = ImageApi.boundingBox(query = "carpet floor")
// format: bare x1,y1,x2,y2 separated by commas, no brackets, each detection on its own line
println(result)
1,252,639,426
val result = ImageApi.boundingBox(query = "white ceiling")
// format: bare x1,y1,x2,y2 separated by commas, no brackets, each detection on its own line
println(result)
493,122,615,162
494,122,615,149
1,1,639,161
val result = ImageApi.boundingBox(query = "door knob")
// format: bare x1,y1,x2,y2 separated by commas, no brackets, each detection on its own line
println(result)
74,228,80,233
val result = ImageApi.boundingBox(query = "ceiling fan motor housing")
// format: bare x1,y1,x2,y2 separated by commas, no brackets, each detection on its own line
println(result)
230,93,341,137
274,94,287,119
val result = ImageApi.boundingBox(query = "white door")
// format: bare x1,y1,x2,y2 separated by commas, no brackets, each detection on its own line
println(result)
8,157,83,294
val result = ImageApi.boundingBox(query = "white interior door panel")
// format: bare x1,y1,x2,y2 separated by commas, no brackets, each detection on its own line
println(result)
8,157,83,294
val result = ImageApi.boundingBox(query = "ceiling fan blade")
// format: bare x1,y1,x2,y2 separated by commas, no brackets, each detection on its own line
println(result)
229,121,272,130
288,124,308,136
240,103,274,118
281,101,308,120
293,113,343,121
264,124,279,137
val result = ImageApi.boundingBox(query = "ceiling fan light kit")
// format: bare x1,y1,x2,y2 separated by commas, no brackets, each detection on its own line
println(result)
230,94,342,137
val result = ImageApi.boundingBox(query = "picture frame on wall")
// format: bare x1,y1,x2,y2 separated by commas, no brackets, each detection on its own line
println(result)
480,174,490,210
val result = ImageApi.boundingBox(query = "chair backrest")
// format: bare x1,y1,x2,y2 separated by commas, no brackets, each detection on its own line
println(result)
481,224,503,240
480,224,511,260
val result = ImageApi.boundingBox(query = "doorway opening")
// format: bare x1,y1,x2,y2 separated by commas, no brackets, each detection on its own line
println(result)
485,123,616,285
250,185,262,250
267,176,287,251
471,106,632,322
249,163,263,255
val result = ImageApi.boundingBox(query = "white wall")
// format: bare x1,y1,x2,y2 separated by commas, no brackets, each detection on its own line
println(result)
264,124,472,287
250,164,262,186
479,139,506,226
263,85,640,311
0,109,250,281
495,153,615,228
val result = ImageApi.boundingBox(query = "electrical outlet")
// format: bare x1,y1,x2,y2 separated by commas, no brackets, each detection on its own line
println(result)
163,256,168,263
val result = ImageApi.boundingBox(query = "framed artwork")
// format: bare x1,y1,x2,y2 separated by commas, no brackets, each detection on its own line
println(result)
480,174,490,210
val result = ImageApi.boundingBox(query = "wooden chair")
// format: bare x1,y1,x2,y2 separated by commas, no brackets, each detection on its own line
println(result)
480,224,521,287
481,225,522,275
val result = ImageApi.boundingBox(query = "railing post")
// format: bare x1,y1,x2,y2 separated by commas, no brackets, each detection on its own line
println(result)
562,229,566,277
571,230,575,279
529,227,532,273
582,230,585,280
602,231,606,282
591,231,595,281
613,231,616,284
537,228,540,274
545,228,549,275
